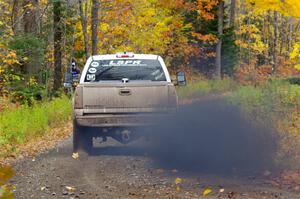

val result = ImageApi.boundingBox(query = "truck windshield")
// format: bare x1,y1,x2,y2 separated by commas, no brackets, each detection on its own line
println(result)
84,59,166,82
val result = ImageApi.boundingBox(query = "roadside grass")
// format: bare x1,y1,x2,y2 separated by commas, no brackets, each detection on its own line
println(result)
177,77,237,99
229,81,300,168
0,96,72,158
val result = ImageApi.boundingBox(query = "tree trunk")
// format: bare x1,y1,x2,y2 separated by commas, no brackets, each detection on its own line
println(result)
273,11,278,72
23,0,39,34
12,0,21,34
91,0,99,55
79,0,90,60
215,0,224,78
229,0,236,27
247,17,251,65
287,17,294,56
53,1,63,91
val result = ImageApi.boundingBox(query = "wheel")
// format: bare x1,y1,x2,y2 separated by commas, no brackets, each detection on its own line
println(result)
73,120,93,154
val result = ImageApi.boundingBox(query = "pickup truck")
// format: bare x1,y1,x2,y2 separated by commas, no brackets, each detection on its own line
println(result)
71,52,186,153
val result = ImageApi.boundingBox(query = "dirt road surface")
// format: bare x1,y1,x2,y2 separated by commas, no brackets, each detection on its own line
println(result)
10,137,300,199
10,100,300,199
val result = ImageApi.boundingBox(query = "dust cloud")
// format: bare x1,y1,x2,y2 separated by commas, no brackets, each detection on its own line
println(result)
145,98,278,174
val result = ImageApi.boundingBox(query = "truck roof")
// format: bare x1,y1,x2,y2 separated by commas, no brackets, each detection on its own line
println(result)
91,54,160,60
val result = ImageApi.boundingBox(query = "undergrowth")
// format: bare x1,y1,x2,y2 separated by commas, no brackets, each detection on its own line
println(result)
177,78,236,99
230,81,300,168
0,96,72,157
179,79,300,168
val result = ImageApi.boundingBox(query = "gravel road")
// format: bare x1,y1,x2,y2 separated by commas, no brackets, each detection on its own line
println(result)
9,137,299,199
10,100,300,199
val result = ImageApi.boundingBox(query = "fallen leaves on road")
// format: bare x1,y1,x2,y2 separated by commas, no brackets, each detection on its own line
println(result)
65,186,76,192
219,188,225,193
72,153,79,159
175,177,183,192
175,177,182,185
176,186,182,192
203,188,212,196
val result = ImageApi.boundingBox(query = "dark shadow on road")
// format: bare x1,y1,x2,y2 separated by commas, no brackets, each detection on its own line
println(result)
86,98,278,175
88,145,149,156
146,98,278,175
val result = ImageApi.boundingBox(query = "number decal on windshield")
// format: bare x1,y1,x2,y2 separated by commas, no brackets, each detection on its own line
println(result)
87,74,96,81
88,68,97,74
91,62,99,67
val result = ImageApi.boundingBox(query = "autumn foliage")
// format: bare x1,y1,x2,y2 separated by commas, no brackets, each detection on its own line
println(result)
0,0,299,170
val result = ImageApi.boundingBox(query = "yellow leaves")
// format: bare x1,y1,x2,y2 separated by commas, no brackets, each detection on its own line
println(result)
1,50,20,66
23,3,33,9
95,0,194,59
28,77,38,86
246,0,300,18
100,23,110,33
290,42,300,70
0,166,14,185
174,177,182,192
65,186,76,192
235,24,259,35
235,22,267,54
175,177,182,185
235,38,266,54
246,0,281,12
0,166,14,199
72,153,79,159
290,43,300,59
202,188,212,196
235,39,248,49
176,186,182,192
283,0,300,18
0,185,14,199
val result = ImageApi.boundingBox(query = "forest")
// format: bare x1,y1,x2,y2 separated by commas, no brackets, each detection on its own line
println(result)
0,0,300,197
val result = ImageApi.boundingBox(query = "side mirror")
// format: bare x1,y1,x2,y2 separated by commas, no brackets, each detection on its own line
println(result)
63,72,73,88
176,71,187,86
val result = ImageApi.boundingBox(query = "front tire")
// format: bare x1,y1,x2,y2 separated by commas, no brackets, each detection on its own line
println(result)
73,120,93,153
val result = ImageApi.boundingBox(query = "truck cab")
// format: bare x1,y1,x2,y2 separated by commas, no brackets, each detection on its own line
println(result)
72,52,184,152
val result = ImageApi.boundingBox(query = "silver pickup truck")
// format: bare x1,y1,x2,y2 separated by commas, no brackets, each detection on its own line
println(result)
72,52,186,153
